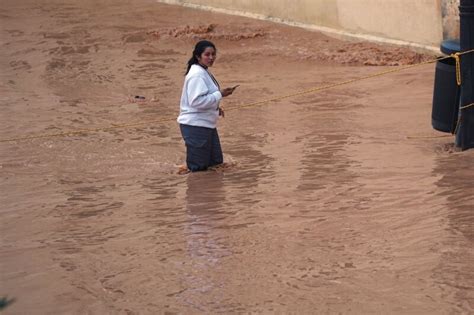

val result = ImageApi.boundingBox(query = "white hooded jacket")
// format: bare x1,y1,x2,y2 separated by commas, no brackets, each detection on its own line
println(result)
177,64,222,129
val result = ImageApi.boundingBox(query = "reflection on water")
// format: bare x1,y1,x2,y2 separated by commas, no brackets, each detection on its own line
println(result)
181,173,230,306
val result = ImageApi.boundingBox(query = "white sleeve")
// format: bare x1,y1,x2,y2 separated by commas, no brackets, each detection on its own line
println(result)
186,76,222,110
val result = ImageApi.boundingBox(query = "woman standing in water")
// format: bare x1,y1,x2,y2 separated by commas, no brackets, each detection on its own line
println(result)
177,40,237,172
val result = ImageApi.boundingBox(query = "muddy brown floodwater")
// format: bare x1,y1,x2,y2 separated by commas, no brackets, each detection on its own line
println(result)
1,0,473,313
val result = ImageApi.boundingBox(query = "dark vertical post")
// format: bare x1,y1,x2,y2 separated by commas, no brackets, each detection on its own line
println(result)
456,0,474,149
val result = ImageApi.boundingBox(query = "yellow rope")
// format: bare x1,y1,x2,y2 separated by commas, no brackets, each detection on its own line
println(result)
419,102,474,139
460,102,474,110
0,117,177,142
445,47,474,137
451,102,474,135
1,48,474,143
406,134,453,139
453,52,462,86
226,59,437,112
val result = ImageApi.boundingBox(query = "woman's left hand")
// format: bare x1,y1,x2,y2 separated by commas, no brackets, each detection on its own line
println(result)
219,107,225,118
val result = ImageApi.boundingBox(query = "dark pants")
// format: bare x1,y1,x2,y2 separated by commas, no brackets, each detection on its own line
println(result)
180,124,223,172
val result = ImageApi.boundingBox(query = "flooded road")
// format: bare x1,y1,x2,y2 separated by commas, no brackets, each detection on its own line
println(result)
1,0,473,313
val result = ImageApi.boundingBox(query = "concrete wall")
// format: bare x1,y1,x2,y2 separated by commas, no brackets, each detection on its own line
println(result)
160,0,460,50
336,0,443,46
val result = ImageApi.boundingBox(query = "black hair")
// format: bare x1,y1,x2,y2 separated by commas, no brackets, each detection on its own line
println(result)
185,40,216,75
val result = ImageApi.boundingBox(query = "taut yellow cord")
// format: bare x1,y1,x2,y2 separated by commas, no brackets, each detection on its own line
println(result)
1,48,474,143
453,52,462,86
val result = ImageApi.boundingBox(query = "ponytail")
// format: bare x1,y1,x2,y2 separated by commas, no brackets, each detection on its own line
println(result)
185,55,199,75
184,40,216,75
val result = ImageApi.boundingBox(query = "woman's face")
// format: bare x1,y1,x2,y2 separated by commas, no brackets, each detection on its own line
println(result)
197,46,216,68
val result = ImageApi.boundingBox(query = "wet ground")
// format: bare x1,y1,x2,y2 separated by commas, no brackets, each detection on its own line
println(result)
1,0,473,313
